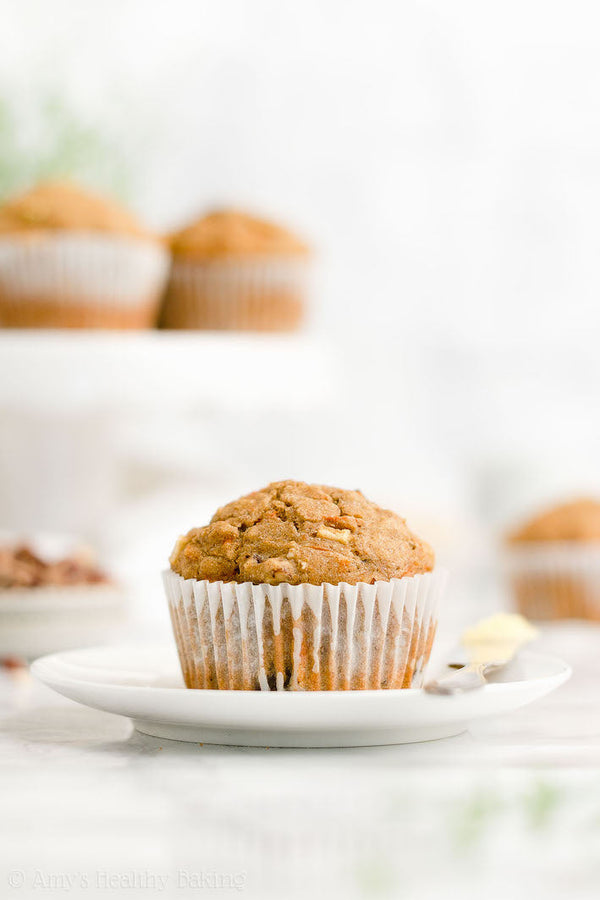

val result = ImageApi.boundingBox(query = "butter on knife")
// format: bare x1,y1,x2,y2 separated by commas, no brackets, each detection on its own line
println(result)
425,613,538,695
462,613,538,666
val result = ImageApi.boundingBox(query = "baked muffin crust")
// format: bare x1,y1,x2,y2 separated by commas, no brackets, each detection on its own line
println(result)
0,181,155,240
509,498,600,543
169,210,309,260
170,480,434,585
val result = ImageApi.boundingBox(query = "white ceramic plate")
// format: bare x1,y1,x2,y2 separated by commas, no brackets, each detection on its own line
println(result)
32,644,571,748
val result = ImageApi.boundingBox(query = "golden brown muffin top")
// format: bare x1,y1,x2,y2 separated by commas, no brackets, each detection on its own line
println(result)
170,480,434,586
0,181,155,240
169,209,310,260
509,498,600,543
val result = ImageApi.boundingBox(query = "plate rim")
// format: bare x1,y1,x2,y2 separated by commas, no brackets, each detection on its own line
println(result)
31,645,572,699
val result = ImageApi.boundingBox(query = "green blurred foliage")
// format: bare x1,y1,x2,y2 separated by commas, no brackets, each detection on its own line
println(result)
0,89,133,202
523,780,562,830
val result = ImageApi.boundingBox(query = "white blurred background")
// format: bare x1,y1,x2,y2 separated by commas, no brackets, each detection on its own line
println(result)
3,9,600,897
2,0,600,621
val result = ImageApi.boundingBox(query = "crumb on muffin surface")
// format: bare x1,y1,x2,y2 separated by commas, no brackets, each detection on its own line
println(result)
170,480,434,586
509,498,600,543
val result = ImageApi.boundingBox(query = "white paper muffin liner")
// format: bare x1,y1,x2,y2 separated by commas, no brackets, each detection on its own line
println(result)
163,568,446,691
505,543,600,620
0,232,170,327
161,257,309,331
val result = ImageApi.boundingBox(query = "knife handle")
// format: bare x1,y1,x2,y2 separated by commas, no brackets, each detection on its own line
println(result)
424,663,489,695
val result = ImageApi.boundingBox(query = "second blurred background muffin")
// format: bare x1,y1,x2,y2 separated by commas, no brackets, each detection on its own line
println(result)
160,209,311,331
0,181,169,329
506,498,600,621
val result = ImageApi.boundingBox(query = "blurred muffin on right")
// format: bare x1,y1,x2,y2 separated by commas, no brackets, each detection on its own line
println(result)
161,209,311,331
506,498,600,621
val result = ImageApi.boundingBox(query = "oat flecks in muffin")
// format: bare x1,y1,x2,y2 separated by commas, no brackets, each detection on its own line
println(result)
0,181,155,241
170,480,434,585
509,498,600,543
169,209,309,260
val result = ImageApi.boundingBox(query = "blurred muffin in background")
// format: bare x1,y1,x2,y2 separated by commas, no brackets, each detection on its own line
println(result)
164,480,445,691
161,209,310,331
506,498,600,621
0,539,126,660
0,181,169,328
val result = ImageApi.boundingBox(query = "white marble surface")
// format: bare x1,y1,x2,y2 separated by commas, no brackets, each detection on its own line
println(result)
2,624,600,899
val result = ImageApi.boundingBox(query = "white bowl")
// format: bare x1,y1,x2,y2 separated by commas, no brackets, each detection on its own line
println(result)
0,584,127,660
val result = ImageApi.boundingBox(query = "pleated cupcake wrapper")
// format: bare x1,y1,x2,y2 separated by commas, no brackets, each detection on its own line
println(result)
505,544,600,621
0,233,170,325
163,569,446,691
162,257,309,330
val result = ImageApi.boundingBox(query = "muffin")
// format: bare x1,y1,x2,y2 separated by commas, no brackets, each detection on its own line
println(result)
0,181,169,328
160,210,310,331
0,541,126,659
163,480,446,691
506,498,600,621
